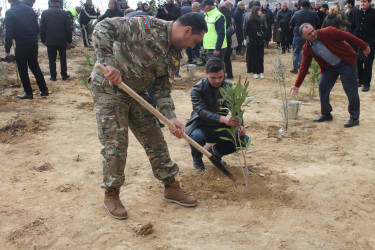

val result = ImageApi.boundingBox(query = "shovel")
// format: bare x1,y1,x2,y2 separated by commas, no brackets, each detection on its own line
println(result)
95,64,235,181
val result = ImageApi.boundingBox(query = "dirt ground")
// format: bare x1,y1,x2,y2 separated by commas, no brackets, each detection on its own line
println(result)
0,43,374,250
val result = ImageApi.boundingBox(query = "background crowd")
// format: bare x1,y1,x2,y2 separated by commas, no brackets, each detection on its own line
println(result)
1,0,375,99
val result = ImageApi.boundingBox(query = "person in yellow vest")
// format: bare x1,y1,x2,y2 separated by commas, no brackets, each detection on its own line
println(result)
66,6,82,30
202,0,227,61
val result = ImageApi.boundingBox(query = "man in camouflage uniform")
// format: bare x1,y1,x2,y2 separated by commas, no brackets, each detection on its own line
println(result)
90,12,207,220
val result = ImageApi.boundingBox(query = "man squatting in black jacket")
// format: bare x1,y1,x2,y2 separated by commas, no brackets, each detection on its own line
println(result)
4,0,49,99
40,0,72,81
79,0,99,47
185,57,250,171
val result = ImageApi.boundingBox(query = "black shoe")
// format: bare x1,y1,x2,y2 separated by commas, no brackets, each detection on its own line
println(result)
207,146,227,166
50,76,57,81
290,69,298,74
236,52,244,56
313,114,333,122
193,157,205,171
17,93,33,100
344,119,359,128
62,74,70,80
358,82,363,87
175,73,181,78
362,85,370,92
40,90,49,97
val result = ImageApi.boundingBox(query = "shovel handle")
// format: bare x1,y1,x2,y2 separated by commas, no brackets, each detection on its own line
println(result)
95,64,212,158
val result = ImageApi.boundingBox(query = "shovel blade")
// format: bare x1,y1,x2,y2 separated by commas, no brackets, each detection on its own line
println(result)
209,155,235,181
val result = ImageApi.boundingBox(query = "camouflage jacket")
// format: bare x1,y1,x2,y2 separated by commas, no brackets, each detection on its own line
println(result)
92,16,182,119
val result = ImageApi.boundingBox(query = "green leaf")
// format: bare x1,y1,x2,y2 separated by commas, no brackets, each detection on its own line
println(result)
219,136,233,141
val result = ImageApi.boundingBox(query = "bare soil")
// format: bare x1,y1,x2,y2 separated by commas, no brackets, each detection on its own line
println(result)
0,43,374,249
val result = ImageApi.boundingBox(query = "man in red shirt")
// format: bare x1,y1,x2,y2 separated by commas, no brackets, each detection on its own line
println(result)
290,23,370,127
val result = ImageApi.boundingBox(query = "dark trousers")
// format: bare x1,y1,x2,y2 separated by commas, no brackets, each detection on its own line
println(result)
47,45,67,78
15,42,47,95
192,42,201,63
207,48,226,61
357,40,375,87
81,23,91,47
190,125,250,159
280,27,291,52
224,37,233,78
235,29,243,53
319,61,360,119
247,43,264,74
246,42,252,73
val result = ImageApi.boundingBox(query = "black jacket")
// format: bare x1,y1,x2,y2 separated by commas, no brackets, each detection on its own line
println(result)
156,3,181,21
185,78,232,136
276,8,292,29
40,6,72,46
79,3,99,25
233,7,244,33
97,8,124,23
219,5,232,28
351,7,375,42
321,14,350,30
4,2,39,52
289,7,320,37
316,9,327,29
244,18,265,45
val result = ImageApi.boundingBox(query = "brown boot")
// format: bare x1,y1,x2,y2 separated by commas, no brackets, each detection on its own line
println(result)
164,181,197,207
104,189,128,220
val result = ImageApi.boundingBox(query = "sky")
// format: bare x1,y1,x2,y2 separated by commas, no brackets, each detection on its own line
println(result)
0,0,140,15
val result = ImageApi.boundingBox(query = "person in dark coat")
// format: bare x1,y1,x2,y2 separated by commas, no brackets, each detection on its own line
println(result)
96,0,124,23
185,57,250,171
261,2,274,48
233,1,245,55
156,0,181,21
244,6,265,78
289,0,320,73
219,0,234,79
4,0,49,99
272,3,281,49
181,0,192,15
40,0,72,81
351,0,375,92
316,3,328,28
321,5,350,30
79,0,99,47
276,2,292,53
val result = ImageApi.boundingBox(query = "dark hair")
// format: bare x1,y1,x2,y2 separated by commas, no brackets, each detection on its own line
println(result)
248,1,253,9
141,2,148,11
300,0,310,8
253,0,260,7
175,12,208,34
248,6,260,22
321,3,328,8
346,0,354,4
206,57,224,73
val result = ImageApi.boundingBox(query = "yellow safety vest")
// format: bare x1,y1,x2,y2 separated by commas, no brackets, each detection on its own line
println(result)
66,7,79,22
203,8,227,50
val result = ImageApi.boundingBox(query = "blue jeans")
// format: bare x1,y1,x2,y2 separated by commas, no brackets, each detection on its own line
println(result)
292,36,306,70
189,125,250,159
319,61,360,119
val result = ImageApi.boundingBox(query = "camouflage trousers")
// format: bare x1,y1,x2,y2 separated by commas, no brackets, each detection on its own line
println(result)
90,71,178,191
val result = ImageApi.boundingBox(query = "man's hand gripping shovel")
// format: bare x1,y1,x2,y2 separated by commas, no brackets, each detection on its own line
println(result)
96,64,235,181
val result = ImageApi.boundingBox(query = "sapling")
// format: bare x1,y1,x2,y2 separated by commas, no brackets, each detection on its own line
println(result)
304,58,320,99
216,79,253,186
271,53,291,131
